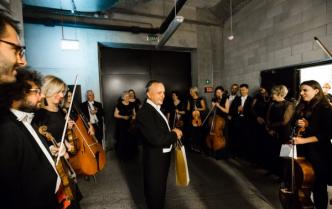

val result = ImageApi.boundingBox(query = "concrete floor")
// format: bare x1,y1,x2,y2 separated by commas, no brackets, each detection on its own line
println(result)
78,149,332,209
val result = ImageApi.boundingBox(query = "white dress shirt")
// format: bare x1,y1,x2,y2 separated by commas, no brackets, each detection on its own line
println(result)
10,108,61,193
241,95,248,107
88,101,99,124
146,99,172,153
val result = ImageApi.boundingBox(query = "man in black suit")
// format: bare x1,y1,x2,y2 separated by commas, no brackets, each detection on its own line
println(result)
0,10,27,84
229,83,254,159
136,80,182,209
80,90,104,144
0,69,60,209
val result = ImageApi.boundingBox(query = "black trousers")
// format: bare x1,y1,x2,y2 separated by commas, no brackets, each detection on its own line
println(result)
92,123,103,144
143,152,171,209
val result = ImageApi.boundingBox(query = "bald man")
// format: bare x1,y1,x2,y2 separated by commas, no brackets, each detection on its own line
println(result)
136,80,182,209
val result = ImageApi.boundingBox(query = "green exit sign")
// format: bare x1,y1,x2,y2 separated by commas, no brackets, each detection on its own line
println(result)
147,34,159,42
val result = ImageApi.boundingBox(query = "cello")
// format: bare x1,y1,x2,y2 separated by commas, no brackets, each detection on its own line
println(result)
279,126,315,209
203,103,226,151
68,103,106,176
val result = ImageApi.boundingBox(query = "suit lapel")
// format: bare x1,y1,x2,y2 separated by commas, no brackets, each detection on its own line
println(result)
146,103,169,131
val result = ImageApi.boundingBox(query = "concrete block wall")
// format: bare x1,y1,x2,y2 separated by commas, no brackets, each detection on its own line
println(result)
222,0,332,93
194,8,223,104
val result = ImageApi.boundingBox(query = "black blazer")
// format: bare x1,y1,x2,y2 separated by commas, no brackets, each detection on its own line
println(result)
80,100,104,125
229,95,254,119
0,112,59,209
136,102,177,168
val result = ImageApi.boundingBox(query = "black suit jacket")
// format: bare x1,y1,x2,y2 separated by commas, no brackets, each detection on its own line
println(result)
0,112,59,209
136,102,177,208
80,100,104,125
229,95,254,119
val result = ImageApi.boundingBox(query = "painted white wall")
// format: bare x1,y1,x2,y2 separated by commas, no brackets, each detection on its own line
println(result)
24,23,197,101
24,23,151,101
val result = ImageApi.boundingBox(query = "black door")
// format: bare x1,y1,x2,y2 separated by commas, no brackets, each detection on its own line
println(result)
100,47,191,147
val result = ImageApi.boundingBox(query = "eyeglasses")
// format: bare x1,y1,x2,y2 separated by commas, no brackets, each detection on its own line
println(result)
28,88,42,95
0,39,26,58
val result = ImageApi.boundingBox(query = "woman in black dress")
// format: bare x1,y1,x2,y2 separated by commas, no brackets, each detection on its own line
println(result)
114,91,137,160
168,90,186,129
265,85,295,177
33,75,82,209
187,86,206,152
292,80,332,209
129,89,141,113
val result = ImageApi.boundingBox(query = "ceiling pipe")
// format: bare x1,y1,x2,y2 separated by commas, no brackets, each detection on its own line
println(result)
23,0,187,34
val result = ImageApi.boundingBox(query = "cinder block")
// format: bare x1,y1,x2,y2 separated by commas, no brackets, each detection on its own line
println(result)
292,41,314,55
275,47,292,59
302,49,328,62
303,25,326,42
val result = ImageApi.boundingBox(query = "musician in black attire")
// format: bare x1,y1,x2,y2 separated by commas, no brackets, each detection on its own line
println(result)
251,87,270,164
210,86,230,158
265,85,294,177
187,86,206,152
114,91,137,160
229,83,254,159
136,80,182,209
168,90,186,129
33,75,82,209
0,69,60,209
292,80,332,209
129,89,141,113
80,90,104,144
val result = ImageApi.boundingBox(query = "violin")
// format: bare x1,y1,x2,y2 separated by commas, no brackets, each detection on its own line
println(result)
279,125,315,209
192,104,202,127
173,110,184,129
38,126,76,209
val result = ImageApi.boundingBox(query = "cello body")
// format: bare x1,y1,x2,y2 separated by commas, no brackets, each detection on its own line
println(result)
279,158,315,209
69,114,106,176
279,126,315,209
205,114,226,151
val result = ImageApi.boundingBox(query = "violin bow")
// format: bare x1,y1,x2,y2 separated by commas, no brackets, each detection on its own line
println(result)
314,36,332,58
201,104,217,126
56,75,78,165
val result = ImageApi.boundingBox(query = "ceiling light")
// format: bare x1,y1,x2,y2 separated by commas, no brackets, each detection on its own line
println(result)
228,0,234,41
61,39,80,50
156,15,184,49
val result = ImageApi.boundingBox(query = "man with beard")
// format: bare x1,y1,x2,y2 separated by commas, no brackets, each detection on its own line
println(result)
0,10,27,84
0,69,61,209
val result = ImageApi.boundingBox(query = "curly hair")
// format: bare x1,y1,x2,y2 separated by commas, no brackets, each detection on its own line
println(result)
0,68,42,110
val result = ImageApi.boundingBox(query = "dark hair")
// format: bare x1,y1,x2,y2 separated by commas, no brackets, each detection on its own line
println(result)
128,89,136,97
295,80,330,118
171,90,181,100
214,85,224,96
145,80,161,93
0,68,42,110
300,80,329,107
240,83,249,89
0,9,20,37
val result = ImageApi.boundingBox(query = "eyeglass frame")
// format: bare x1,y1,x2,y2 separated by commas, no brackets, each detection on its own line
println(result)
0,39,26,58
28,88,42,95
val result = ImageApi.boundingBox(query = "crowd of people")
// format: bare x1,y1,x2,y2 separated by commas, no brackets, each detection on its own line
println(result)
0,10,105,209
1,8,332,209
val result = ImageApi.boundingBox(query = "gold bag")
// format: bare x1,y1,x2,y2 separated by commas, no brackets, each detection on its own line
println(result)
174,140,190,186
